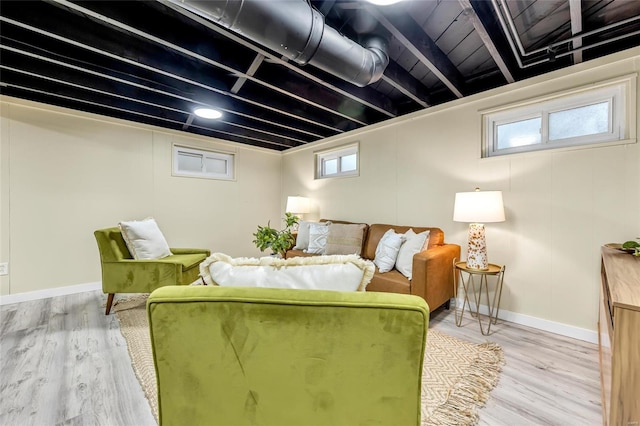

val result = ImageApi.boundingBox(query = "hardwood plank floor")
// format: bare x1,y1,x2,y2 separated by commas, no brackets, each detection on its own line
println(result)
0,291,156,426
429,309,602,426
1,290,602,425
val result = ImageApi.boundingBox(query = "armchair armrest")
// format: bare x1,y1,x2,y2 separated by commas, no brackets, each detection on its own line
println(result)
101,260,183,293
170,248,211,256
410,243,461,311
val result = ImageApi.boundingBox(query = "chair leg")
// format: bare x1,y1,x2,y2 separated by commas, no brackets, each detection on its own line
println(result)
105,293,115,315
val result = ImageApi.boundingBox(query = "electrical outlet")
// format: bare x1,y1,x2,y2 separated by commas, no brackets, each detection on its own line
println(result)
0,263,8,276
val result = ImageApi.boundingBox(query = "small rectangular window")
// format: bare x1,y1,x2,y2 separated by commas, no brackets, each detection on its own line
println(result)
324,158,338,175
483,77,634,157
173,145,235,180
340,153,357,172
177,151,203,173
548,101,609,141
496,116,541,149
316,143,359,179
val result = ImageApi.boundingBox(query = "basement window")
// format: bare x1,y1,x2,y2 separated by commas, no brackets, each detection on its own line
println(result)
173,145,235,180
482,76,635,157
315,143,359,179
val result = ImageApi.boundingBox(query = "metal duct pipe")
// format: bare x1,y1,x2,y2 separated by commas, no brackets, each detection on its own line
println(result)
169,0,389,87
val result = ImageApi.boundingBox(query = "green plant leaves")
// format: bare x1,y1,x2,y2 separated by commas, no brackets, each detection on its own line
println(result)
252,213,299,256
622,238,640,256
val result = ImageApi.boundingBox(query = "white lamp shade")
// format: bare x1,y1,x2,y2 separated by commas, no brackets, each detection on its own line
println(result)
453,190,505,223
286,196,310,214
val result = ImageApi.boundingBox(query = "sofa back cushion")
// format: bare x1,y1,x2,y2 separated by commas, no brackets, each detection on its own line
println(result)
320,219,369,255
325,222,368,255
363,224,444,260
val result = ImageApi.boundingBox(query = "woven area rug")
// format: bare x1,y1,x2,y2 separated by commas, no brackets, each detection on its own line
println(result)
114,295,504,425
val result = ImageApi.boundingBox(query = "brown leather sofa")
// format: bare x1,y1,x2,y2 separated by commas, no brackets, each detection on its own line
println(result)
285,220,460,312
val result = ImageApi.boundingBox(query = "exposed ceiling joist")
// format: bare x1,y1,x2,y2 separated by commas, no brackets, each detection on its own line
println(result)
231,53,265,94
158,0,396,119
458,0,515,83
1,0,638,151
569,0,583,64
50,0,370,128
380,62,431,108
0,18,337,138
365,6,466,98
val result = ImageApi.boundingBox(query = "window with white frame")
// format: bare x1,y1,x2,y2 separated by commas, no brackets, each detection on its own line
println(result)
173,145,235,180
315,143,359,179
482,76,635,157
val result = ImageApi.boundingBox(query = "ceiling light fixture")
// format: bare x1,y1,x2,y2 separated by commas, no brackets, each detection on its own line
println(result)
366,0,404,5
193,107,222,119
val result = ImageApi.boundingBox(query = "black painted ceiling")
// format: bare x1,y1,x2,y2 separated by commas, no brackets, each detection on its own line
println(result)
2,0,640,151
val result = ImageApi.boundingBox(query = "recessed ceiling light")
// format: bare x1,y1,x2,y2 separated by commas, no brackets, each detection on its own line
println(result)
194,107,222,119
366,0,404,5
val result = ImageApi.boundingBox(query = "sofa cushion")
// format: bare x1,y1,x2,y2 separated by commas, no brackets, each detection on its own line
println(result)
373,229,405,273
118,217,172,260
367,269,411,294
324,223,368,255
395,229,430,280
199,253,375,292
306,222,330,254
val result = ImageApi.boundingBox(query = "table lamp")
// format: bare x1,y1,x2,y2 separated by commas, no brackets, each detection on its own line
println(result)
453,188,505,270
285,196,310,221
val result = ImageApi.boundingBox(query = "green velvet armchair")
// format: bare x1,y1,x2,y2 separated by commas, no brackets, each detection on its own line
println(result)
94,227,210,314
147,285,429,426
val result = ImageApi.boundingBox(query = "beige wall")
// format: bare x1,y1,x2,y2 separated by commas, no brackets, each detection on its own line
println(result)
2,48,639,332
0,99,282,295
282,48,640,331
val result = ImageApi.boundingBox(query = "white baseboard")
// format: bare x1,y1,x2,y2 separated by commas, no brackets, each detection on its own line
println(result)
0,281,102,305
454,298,598,344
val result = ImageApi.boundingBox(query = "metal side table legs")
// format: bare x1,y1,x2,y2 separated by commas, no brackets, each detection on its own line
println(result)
453,259,505,335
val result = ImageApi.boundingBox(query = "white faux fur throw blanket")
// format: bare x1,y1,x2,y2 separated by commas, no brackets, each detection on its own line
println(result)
197,253,375,292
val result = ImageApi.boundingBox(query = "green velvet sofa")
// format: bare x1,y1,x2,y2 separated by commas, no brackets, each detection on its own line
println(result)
147,285,429,426
94,227,210,314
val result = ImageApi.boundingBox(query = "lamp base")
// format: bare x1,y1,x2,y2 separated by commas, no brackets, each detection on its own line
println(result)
467,223,489,270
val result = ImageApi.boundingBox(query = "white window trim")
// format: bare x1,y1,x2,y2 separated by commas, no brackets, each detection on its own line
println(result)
482,75,636,158
315,142,359,179
172,144,235,181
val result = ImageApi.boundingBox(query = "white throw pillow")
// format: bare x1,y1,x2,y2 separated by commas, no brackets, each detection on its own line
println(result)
395,229,430,280
373,229,406,273
119,217,172,260
293,220,312,250
306,222,330,254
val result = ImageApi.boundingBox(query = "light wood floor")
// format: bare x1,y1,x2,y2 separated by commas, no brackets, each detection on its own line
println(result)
1,290,602,426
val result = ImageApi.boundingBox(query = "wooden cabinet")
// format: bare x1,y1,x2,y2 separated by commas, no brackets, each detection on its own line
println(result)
598,246,640,426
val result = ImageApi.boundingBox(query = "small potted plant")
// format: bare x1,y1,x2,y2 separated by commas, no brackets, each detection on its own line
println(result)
253,212,299,257
622,238,640,256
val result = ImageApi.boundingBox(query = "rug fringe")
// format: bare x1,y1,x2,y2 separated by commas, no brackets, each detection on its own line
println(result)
112,294,150,312
424,342,504,425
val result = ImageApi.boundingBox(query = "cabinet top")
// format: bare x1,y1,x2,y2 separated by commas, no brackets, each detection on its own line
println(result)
602,245,640,311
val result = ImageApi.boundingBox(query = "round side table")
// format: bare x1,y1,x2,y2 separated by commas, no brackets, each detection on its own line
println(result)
453,259,505,335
